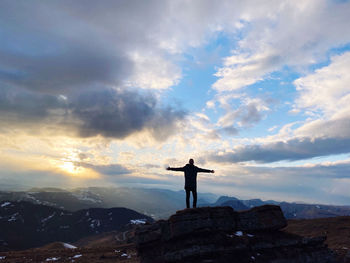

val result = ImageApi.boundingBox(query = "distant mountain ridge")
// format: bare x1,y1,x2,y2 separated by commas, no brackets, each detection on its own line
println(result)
1,187,350,220
0,200,153,251
0,187,217,219
214,196,350,219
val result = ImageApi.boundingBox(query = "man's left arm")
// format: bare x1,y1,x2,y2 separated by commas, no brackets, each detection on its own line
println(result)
197,167,215,173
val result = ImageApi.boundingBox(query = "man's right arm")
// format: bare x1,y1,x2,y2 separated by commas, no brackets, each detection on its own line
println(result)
167,167,185,172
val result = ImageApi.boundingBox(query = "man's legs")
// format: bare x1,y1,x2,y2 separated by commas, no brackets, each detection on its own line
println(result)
185,187,197,208
185,188,191,208
192,189,197,208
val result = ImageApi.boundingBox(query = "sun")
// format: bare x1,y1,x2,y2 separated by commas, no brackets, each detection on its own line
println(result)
56,160,100,179
59,161,82,174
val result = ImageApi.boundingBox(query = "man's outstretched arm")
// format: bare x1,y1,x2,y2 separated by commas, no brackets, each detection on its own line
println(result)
197,167,215,173
167,166,185,172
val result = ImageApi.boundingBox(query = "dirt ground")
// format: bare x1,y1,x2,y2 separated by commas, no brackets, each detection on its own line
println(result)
284,216,350,262
3,216,350,263
0,243,140,263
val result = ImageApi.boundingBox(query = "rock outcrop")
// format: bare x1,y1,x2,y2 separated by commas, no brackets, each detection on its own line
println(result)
135,205,336,263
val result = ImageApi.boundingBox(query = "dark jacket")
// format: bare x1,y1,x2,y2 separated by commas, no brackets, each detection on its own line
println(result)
168,164,212,189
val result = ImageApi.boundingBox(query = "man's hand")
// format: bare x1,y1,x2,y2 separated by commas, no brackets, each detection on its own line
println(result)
211,170,215,173
166,167,171,170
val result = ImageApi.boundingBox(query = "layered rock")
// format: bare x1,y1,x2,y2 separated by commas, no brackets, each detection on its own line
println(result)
135,205,336,263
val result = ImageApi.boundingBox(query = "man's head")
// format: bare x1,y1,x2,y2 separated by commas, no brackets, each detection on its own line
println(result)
189,158,194,165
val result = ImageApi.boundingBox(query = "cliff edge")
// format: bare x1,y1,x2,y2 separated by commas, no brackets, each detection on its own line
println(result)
135,205,336,263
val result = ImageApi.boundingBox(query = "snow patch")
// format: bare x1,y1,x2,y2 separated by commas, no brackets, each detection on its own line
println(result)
63,242,77,249
46,257,60,261
73,254,82,258
130,219,147,225
8,212,19,222
41,212,56,223
0,256,5,260
90,219,101,228
235,231,243,237
1,202,11,207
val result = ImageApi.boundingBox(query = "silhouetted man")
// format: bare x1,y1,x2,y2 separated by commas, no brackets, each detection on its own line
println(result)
167,159,214,208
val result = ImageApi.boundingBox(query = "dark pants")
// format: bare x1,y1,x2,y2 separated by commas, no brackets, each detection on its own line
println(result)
185,187,197,208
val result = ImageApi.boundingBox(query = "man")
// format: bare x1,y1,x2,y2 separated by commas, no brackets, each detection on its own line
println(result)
167,159,214,208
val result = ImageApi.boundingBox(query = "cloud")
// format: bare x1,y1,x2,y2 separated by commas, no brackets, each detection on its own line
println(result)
0,46,131,94
221,98,269,126
0,86,65,122
77,163,131,176
208,136,350,164
295,116,350,139
0,0,189,94
0,87,186,141
1,0,349,96
213,50,282,92
294,51,350,117
125,52,181,90
215,96,271,135
212,0,350,92
207,161,350,204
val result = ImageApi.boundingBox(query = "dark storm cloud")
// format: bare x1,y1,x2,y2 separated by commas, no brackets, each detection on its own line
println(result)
0,0,168,94
0,86,65,122
0,87,186,140
208,137,350,163
0,47,131,94
70,88,186,139
0,1,187,140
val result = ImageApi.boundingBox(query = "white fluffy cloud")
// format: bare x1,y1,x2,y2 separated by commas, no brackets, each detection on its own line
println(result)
208,49,350,164
213,50,281,92
212,0,350,93
294,52,350,117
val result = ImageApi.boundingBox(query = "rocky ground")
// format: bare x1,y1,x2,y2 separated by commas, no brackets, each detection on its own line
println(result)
135,205,336,263
284,216,350,262
3,208,350,262
0,243,139,263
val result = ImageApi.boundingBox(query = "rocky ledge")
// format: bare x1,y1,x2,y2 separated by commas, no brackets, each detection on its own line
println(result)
135,205,336,263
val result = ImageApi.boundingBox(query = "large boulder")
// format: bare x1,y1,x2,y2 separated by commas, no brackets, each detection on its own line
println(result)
135,205,336,263
237,205,287,231
168,206,238,239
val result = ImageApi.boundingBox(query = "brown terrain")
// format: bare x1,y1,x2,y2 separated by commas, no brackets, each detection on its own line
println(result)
0,242,140,263
284,216,350,262
2,210,350,262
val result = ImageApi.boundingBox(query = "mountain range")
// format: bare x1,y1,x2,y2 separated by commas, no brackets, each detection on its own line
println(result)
1,187,350,220
0,200,153,251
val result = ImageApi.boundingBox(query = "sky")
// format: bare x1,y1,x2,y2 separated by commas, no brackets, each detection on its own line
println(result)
1,0,350,204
